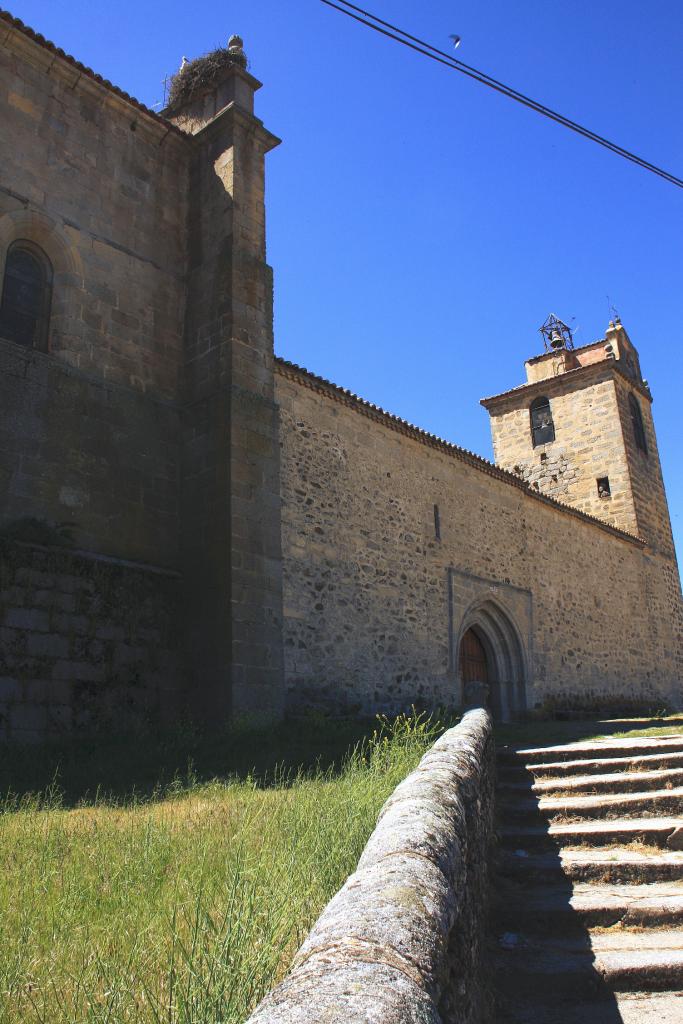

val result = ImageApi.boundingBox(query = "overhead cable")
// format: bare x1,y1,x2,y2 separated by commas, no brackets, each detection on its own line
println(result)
319,0,683,189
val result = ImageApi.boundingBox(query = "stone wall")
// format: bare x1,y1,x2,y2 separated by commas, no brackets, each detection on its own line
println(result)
276,362,683,715
0,540,181,742
0,17,190,397
0,16,285,727
245,708,494,1024
0,339,181,566
0,17,190,566
613,375,677,561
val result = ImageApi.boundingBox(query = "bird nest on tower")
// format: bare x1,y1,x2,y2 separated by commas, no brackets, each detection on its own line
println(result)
167,42,248,110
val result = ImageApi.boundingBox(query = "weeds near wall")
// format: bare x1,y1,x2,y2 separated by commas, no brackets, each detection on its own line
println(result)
0,711,446,1024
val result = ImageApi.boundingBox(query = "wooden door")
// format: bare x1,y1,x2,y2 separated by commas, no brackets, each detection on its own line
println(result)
459,628,489,683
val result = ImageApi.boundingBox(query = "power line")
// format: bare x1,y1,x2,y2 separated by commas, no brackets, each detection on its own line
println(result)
319,0,683,189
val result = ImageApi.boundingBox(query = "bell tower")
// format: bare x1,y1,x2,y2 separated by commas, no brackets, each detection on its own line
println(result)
480,316,677,561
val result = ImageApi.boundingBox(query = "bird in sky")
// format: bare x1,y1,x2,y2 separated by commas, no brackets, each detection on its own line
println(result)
449,34,462,49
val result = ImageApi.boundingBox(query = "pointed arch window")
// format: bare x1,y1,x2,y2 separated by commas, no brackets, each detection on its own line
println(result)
629,393,648,454
0,241,53,350
530,396,555,447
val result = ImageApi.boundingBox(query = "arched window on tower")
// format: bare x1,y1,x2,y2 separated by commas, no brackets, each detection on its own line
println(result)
0,241,53,351
530,396,555,447
629,393,648,454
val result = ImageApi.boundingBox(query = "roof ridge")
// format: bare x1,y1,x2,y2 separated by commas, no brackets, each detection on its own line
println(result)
274,355,645,547
0,8,187,137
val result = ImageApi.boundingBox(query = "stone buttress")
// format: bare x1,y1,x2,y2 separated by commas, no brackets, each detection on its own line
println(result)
165,38,285,723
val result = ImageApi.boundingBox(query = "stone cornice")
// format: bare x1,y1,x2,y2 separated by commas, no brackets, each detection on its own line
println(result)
480,359,652,410
275,356,645,548
192,101,281,151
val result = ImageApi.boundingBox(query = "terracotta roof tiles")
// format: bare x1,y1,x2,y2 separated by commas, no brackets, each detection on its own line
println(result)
0,8,187,137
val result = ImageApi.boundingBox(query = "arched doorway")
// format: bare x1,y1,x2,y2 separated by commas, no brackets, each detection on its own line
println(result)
457,599,527,722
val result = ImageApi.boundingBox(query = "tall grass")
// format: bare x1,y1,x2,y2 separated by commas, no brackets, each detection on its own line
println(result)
0,712,443,1024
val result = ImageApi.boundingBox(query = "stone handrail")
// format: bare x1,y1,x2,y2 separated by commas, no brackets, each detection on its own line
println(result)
245,707,494,1024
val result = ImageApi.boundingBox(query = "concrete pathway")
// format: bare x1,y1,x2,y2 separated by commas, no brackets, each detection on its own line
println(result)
491,727,683,1021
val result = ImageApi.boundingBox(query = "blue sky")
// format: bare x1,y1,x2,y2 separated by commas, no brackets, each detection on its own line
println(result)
10,1,683,559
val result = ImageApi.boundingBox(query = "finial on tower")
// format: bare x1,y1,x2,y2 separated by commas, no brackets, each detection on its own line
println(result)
538,313,574,353
228,35,245,57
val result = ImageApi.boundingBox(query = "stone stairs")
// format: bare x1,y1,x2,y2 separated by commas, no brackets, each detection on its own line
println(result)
490,728,683,1022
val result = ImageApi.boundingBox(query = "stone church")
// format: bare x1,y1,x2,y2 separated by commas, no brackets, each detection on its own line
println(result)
0,12,681,740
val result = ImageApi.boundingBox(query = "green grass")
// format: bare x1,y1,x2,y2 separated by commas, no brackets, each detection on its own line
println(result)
0,711,446,1024
607,723,683,738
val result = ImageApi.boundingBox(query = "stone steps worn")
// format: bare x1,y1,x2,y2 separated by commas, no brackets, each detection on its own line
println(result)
492,931,683,998
500,787,683,825
497,847,683,883
498,766,683,796
497,735,683,767
491,725,683,1021
497,991,683,1024
499,749,683,780
494,881,683,930
499,815,683,849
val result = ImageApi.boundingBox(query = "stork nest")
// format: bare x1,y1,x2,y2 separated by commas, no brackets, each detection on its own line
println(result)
167,46,248,110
